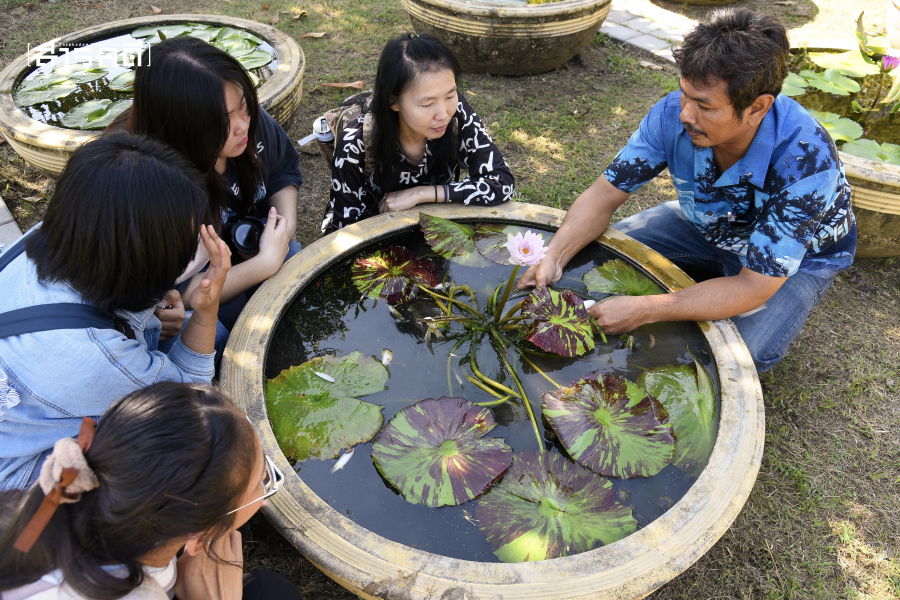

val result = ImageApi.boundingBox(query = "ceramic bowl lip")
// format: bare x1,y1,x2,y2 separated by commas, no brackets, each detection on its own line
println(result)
221,203,765,599
407,0,612,19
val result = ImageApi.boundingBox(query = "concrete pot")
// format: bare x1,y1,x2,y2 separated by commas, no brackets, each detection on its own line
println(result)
220,202,765,600
401,0,612,75
0,14,304,179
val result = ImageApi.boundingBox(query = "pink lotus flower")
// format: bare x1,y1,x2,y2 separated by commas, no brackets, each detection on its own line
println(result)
505,230,548,266
884,55,900,73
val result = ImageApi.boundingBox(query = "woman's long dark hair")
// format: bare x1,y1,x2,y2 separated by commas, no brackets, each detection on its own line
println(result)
371,33,461,191
0,383,257,600
129,36,265,219
24,132,210,313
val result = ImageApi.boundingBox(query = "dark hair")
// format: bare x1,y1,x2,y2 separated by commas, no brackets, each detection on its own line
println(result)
0,383,257,600
129,36,265,218
672,8,790,119
371,33,461,190
24,132,209,313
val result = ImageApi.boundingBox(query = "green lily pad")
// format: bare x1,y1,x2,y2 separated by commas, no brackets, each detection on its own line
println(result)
807,50,880,77
351,245,438,304
131,24,193,41
16,74,78,106
841,138,900,165
265,351,387,461
636,357,716,477
808,110,864,143
52,63,109,84
216,26,265,46
475,451,637,562
781,72,809,97
583,258,664,296
61,99,133,130
799,69,861,96
542,374,675,478
472,223,536,265
236,49,274,70
108,70,136,92
371,397,513,507
215,39,258,53
419,214,490,267
520,286,595,358
186,26,222,42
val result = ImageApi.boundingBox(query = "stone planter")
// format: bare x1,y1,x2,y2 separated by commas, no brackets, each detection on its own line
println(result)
0,14,304,179
220,202,765,600
401,0,612,75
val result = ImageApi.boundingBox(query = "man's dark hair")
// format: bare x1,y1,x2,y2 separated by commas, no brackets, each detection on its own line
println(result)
673,8,790,119
24,132,210,313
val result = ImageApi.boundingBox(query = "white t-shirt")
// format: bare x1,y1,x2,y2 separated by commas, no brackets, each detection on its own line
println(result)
0,557,176,600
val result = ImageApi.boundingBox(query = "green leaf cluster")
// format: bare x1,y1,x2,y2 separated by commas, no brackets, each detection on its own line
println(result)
61,99,132,130
841,138,900,165
16,62,109,107
807,110,864,143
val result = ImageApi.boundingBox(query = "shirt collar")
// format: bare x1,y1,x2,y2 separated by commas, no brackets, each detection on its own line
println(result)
712,108,776,189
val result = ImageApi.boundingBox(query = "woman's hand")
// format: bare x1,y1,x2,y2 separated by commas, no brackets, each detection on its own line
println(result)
252,207,291,277
155,289,186,342
188,225,232,319
378,186,436,213
174,530,243,600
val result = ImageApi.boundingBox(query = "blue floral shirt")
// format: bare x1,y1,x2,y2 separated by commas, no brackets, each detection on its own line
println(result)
604,92,856,278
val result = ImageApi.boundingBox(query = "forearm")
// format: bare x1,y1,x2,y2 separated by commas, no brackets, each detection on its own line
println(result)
268,186,298,236
546,176,623,268
182,261,271,308
178,308,219,355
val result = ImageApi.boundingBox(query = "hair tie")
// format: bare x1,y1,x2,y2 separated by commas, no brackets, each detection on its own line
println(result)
14,418,98,553
408,32,418,40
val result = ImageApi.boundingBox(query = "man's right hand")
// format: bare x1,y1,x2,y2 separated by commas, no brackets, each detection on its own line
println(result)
517,256,564,290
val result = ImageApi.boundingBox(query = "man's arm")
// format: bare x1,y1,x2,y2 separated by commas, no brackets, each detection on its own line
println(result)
518,175,630,289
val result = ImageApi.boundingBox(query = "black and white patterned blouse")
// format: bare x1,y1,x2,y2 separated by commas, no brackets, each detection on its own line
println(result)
322,95,515,235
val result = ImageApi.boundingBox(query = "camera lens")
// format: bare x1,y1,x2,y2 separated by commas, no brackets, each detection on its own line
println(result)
234,221,261,253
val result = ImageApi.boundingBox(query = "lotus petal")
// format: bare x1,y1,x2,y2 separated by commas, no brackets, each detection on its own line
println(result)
476,451,636,562
351,245,438,304
419,214,490,267
542,374,675,478
520,287,595,358
583,259,664,296
371,397,513,507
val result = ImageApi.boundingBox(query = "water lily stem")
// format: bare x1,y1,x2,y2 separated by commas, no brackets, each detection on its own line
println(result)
474,395,511,407
499,299,525,324
416,285,481,318
466,376,505,398
497,351,544,452
470,350,521,398
493,265,521,324
519,352,561,389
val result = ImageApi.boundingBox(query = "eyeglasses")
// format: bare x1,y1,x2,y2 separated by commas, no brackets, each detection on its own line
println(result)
226,454,284,515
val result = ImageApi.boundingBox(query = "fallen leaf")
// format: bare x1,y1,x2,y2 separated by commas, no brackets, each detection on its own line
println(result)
23,2,35,6
150,4,161,13
639,60,663,71
271,14,279,24
289,10,308,20
299,31,326,38
22,195,48,203
262,2,270,9
312,80,364,92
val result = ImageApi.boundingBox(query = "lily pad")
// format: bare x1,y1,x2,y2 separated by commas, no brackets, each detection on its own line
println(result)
61,99,133,130
236,49,274,70
636,357,716,477
186,26,223,42
131,24,194,41
52,63,109,85
371,397,513,507
419,214,490,267
351,245,438,304
215,39,257,53
108,70,136,92
542,374,675,478
841,138,900,166
265,351,387,461
520,287,595,358
583,259,664,296
807,50,880,77
808,110,864,143
781,72,809,97
475,451,637,562
472,223,537,265
16,76,78,106
216,26,265,46
799,69,861,96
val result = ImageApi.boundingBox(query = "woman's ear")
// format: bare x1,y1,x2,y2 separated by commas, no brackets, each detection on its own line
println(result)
389,96,400,112
182,533,207,557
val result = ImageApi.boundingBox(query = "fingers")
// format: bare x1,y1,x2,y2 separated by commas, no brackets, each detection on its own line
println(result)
162,289,181,307
264,207,277,231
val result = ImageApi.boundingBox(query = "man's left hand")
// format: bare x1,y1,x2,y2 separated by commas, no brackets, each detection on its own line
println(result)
588,295,648,335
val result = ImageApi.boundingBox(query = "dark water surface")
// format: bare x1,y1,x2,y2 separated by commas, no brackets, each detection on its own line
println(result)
265,227,720,562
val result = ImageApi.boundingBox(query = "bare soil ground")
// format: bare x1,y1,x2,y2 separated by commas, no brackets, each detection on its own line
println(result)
1,0,898,598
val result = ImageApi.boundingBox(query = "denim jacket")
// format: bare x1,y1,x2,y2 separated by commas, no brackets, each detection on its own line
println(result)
0,233,216,490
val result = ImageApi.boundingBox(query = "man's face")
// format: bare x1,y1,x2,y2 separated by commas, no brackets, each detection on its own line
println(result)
678,76,752,150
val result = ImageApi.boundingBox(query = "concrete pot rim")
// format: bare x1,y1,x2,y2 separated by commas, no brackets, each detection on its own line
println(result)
0,14,303,153
409,0,612,19
220,203,765,600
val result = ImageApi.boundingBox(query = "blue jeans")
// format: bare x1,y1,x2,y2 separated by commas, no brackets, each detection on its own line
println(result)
612,202,836,373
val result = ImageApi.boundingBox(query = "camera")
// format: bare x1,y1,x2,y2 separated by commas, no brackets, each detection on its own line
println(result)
222,213,265,257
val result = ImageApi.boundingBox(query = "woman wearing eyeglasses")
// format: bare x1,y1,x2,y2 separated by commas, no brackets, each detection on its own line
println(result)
0,382,298,600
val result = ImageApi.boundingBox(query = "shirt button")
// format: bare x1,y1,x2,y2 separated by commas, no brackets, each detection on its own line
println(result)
707,211,713,216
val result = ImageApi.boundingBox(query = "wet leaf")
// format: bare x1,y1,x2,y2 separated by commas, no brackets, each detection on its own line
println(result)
265,351,387,461
781,72,809,97
473,223,536,264
108,70,135,91
808,110,863,143
807,50,880,77
542,374,675,478
271,14,280,25
520,287,595,358
419,214,490,267
61,99,132,130
583,259,664,296
351,245,438,304
841,138,900,165
371,397,512,507
476,451,636,562
636,358,715,477
236,49,274,70
799,69,861,96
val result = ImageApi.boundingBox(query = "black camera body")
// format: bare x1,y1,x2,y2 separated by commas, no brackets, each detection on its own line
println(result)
222,213,265,257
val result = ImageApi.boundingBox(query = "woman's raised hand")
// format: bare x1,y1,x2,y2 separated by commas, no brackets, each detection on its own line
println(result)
189,225,232,317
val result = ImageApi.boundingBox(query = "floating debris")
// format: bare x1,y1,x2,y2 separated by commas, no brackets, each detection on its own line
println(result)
381,348,393,366
616,489,631,503
453,369,465,389
582,299,596,309
388,305,403,320
658,495,674,511
648,334,656,349
433,283,445,291
462,509,479,526
313,371,336,383
331,447,355,473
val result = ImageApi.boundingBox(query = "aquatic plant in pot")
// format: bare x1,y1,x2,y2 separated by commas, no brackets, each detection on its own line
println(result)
787,15,900,257
220,202,764,599
0,15,304,179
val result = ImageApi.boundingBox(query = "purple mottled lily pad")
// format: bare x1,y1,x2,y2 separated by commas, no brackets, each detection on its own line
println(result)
371,397,513,508
520,287,595,358
583,259,664,296
542,375,674,478
419,214,490,267
476,451,636,562
472,224,539,265
351,246,438,304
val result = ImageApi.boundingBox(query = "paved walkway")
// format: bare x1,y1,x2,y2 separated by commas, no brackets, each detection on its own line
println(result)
602,0,698,64
0,194,21,250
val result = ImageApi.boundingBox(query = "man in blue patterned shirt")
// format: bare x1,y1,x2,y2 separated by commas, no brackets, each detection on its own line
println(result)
519,8,856,372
